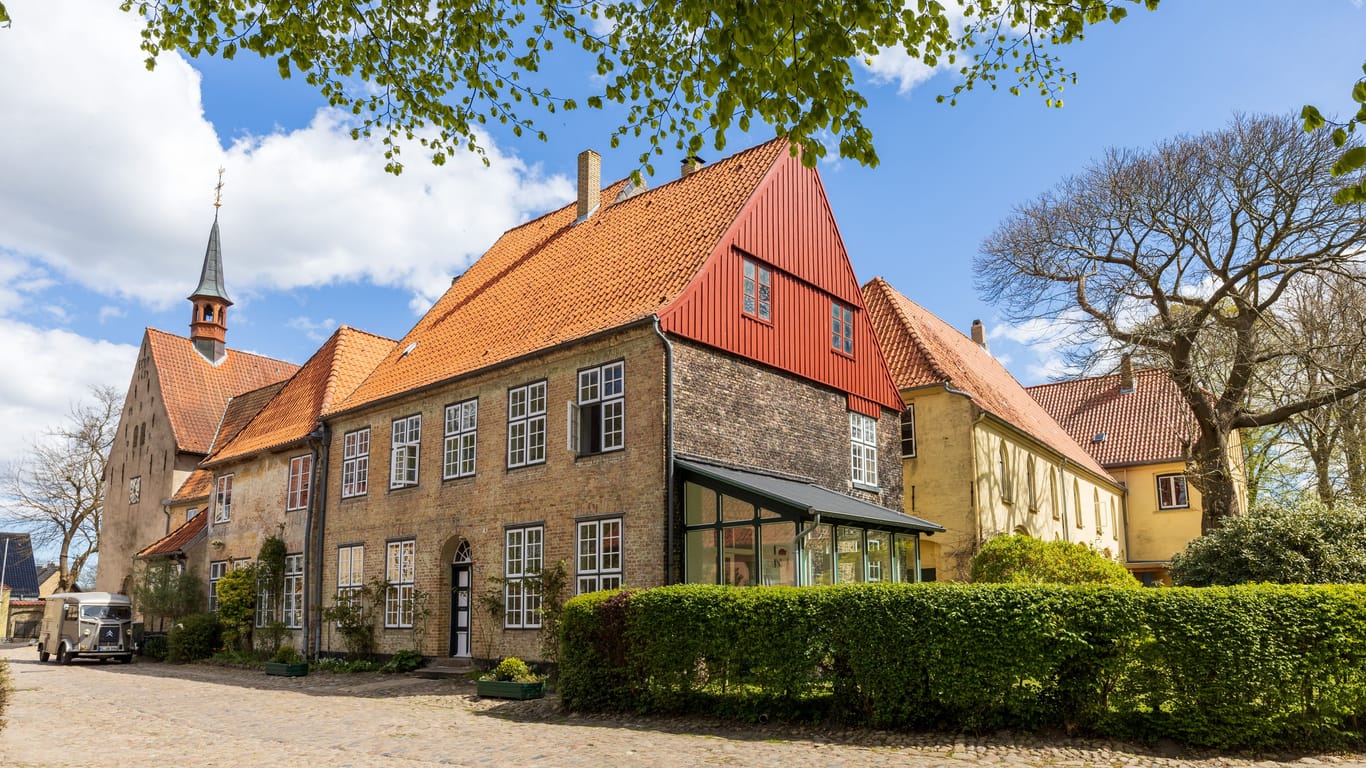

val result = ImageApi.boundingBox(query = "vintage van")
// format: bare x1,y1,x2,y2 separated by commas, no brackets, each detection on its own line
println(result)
37,592,135,664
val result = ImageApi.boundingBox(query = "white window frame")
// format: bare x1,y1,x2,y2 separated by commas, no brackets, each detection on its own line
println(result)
390,415,421,489
128,476,141,505
849,411,879,489
186,507,198,522
576,518,623,594
830,301,854,355
572,362,624,456
507,381,547,468
214,474,234,523
336,544,364,621
742,258,772,321
208,560,228,614
1157,474,1190,510
384,539,416,628
286,454,313,511
341,428,370,498
900,404,916,458
504,526,543,628
255,571,275,628
443,399,478,479
283,553,304,629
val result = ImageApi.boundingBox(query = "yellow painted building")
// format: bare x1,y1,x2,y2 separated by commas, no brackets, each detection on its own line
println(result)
864,279,1125,581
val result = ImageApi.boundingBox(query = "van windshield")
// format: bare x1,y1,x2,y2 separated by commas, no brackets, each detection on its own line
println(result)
80,605,132,621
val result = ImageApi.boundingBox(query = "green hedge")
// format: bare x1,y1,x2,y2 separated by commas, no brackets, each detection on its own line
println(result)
560,584,1366,749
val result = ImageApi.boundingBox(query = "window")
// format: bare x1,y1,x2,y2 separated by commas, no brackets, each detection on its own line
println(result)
282,554,303,629
1157,474,1189,509
214,474,234,523
576,519,623,594
1074,480,1083,528
336,544,364,611
443,399,478,479
999,444,1013,502
830,301,854,355
900,404,916,458
1094,489,1102,532
507,381,547,468
849,412,878,488
384,540,415,628
1049,469,1060,520
573,362,624,456
341,428,370,498
742,258,772,320
208,560,227,613
255,571,274,628
504,526,543,628
186,507,198,522
286,455,313,511
390,415,421,489
1026,457,1038,512
128,476,141,505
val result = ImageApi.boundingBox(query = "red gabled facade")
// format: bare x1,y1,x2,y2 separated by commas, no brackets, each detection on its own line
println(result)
661,149,902,415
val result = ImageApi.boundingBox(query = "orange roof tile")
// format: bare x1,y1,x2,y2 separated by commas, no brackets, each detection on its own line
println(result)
1027,368,1197,467
333,140,790,414
169,468,214,504
137,512,206,559
862,277,1113,481
204,380,288,457
147,328,299,455
209,326,395,463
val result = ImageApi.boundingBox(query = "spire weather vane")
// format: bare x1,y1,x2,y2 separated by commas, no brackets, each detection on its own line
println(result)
213,167,225,209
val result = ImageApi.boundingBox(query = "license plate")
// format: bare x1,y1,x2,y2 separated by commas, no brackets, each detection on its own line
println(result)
98,645,120,652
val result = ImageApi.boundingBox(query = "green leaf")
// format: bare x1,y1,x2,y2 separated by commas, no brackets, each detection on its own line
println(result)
1331,146,1366,177
1301,105,1326,132
1354,80,1366,104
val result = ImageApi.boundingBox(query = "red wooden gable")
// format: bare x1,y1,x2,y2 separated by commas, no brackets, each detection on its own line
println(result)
660,150,903,412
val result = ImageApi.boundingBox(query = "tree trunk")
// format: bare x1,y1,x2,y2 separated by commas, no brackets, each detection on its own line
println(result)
1191,426,1241,535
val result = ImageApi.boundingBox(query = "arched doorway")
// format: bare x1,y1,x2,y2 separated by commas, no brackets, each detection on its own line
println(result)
449,540,472,658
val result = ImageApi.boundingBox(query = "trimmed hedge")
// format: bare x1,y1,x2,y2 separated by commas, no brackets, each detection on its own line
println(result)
560,584,1366,749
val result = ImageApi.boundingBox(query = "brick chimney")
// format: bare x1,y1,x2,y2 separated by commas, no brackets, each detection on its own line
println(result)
1120,353,1135,394
681,155,705,178
576,149,601,221
970,319,987,347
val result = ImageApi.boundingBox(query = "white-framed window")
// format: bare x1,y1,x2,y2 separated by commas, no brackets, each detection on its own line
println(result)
208,560,228,613
341,428,370,498
900,404,916,458
1157,474,1189,509
849,411,879,488
742,258,772,320
390,415,421,489
286,455,313,511
572,362,624,455
255,571,275,628
504,526,543,628
576,518,623,594
830,301,854,355
336,543,364,623
214,474,234,523
128,476,141,505
443,399,478,479
283,554,304,629
186,507,198,522
384,539,416,628
507,381,547,468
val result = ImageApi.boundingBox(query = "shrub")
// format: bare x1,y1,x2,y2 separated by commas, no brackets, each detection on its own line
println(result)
971,534,1139,587
1171,498,1366,586
273,645,303,664
141,634,170,661
167,613,222,663
214,564,257,650
381,649,425,674
486,656,537,682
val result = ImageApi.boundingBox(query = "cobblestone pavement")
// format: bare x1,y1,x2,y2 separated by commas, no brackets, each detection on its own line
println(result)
2,645,1362,767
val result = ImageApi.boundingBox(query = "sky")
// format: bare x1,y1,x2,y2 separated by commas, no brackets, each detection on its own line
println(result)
0,0,1362,476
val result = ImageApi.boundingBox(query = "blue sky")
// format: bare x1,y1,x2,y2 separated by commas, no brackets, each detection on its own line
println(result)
0,0,1362,469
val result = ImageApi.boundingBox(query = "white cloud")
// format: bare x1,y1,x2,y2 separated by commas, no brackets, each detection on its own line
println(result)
860,2,969,94
0,0,574,313
988,314,1082,384
287,316,338,343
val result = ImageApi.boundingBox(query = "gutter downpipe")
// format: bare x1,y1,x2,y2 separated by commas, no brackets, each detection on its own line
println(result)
303,423,330,658
652,317,676,584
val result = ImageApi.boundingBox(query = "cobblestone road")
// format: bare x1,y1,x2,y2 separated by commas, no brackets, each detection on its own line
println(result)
1,645,1362,767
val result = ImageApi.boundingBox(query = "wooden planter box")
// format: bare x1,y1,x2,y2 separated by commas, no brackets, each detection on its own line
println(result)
264,661,309,677
476,679,544,700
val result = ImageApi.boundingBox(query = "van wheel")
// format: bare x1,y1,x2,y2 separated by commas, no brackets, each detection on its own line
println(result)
119,655,133,664
58,643,72,665
38,647,50,663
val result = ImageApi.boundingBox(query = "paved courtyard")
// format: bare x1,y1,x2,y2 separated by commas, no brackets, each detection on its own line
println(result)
0,645,1361,767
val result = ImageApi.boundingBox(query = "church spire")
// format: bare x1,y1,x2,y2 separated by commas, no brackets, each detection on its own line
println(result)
189,169,234,363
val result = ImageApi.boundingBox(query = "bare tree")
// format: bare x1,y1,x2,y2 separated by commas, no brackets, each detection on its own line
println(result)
977,113,1366,533
1,386,120,590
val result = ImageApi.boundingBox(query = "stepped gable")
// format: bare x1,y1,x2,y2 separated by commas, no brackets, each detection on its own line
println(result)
146,328,298,455
333,140,790,414
1028,368,1196,466
862,277,1111,480
209,326,395,463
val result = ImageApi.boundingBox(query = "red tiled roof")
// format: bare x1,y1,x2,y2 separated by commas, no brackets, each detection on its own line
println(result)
205,381,288,458
169,468,214,503
333,140,790,414
146,328,299,455
1027,368,1197,467
210,326,395,463
136,512,206,558
862,278,1112,481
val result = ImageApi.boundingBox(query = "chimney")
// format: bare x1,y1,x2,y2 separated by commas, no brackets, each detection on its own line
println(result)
1120,353,1135,394
970,319,987,347
681,155,705,178
576,149,601,221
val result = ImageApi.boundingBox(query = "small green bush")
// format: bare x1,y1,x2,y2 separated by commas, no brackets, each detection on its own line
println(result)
167,613,222,663
313,657,381,673
1171,498,1366,585
381,649,425,674
486,656,537,682
141,634,169,661
273,645,303,664
970,534,1139,587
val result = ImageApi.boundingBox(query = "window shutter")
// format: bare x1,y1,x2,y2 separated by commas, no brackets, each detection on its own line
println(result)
566,400,579,455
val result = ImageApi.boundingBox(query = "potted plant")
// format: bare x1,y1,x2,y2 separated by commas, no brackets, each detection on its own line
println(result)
476,656,544,699
264,645,309,677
